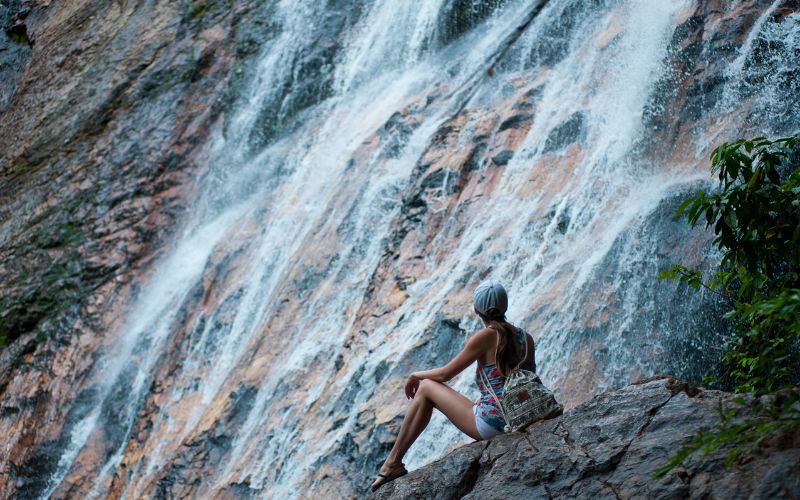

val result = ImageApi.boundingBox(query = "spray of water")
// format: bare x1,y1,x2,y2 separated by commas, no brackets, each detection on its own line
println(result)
42,0,799,497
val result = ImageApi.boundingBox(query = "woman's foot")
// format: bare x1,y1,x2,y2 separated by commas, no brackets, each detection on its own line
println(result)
370,459,407,492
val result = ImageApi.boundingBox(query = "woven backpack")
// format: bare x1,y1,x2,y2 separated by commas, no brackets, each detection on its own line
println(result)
479,330,563,432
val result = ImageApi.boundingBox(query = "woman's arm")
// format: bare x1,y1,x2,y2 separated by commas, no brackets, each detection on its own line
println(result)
405,328,495,399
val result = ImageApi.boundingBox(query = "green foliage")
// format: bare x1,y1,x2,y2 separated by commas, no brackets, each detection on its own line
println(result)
6,24,30,45
678,136,798,288
658,265,707,291
661,135,800,393
186,1,209,20
12,161,27,175
723,288,800,393
185,0,231,22
657,134,800,478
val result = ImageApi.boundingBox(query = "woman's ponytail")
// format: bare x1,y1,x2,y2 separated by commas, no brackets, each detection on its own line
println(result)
482,309,522,377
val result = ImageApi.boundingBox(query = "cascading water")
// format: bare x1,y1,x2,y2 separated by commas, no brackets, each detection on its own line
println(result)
43,0,799,497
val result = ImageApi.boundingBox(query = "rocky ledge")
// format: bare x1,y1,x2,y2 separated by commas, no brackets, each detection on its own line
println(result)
375,377,800,499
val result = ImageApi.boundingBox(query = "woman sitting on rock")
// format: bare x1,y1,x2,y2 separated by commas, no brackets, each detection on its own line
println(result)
371,280,535,492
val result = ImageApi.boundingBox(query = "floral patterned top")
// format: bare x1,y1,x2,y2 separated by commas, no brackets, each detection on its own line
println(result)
474,328,535,432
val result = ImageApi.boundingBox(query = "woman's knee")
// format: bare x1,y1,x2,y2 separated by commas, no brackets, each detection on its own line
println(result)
417,379,437,398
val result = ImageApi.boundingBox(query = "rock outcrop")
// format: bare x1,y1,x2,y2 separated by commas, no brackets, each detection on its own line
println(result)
376,378,800,499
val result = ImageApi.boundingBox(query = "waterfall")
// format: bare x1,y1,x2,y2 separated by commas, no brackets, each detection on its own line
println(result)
43,0,799,497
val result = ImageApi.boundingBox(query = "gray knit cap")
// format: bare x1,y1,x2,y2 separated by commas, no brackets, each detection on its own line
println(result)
472,280,508,317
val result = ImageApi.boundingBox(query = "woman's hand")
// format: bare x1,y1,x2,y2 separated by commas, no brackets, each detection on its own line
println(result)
405,373,421,400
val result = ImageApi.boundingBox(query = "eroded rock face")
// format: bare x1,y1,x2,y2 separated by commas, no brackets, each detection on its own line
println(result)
0,0,263,496
0,0,798,498
376,378,800,500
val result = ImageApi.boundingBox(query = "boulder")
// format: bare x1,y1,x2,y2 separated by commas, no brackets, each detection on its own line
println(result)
376,377,800,499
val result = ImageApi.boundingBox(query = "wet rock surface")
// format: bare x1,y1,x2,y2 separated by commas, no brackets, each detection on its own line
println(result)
0,0,36,111
0,0,797,498
376,378,800,500
0,0,264,497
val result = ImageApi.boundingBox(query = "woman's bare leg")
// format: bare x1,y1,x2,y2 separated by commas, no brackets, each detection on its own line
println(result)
391,379,481,460
372,380,481,489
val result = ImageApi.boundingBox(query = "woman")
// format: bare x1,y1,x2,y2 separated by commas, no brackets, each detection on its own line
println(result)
371,280,535,492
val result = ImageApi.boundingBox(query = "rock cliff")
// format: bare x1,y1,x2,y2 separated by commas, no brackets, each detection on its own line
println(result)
0,0,254,496
0,0,798,498
376,377,800,499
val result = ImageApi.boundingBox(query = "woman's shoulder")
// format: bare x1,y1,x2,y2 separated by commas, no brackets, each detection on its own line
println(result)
472,327,496,342
466,327,497,351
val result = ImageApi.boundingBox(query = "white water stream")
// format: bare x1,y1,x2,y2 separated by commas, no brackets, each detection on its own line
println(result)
43,0,798,497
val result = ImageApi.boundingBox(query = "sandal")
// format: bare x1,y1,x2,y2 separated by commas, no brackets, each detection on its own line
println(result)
370,464,408,492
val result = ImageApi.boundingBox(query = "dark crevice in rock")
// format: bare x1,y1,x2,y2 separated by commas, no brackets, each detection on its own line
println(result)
498,113,533,132
437,0,511,46
592,391,676,478
520,432,540,453
460,441,491,496
445,0,551,119
637,392,676,436
554,421,591,460
600,478,622,500
542,112,586,153
475,442,507,479
5,22,30,45
464,142,487,171
0,0,38,111
491,150,514,166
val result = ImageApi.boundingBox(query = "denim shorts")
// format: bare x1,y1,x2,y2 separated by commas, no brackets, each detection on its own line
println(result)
473,405,504,440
